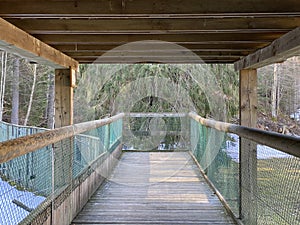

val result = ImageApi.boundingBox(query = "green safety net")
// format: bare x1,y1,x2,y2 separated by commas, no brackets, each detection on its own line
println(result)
0,119,123,224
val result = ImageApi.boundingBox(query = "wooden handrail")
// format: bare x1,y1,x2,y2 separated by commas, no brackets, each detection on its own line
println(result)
189,112,300,158
126,112,187,118
0,113,124,164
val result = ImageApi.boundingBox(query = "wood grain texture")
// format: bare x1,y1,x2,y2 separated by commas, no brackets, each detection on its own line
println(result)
0,0,299,16
0,18,78,69
235,27,300,70
72,152,236,224
239,70,257,224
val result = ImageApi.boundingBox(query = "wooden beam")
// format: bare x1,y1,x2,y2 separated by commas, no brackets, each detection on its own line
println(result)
73,56,241,63
235,26,300,70
73,58,236,64
52,43,269,52
239,69,258,224
34,32,284,44
0,0,299,17
6,17,299,34
67,51,246,57
65,50,251,55
0,18,78,69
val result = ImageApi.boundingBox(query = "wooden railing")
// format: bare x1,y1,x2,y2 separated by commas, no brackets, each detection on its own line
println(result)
189,112,300,158
0,113,124,164
189,111,300,225
0,112,299,225
0,113,124,225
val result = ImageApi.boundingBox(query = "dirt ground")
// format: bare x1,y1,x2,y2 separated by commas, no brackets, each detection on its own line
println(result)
257,112,300,136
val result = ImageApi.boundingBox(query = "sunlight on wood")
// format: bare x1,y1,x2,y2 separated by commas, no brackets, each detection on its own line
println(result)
146,193,209,203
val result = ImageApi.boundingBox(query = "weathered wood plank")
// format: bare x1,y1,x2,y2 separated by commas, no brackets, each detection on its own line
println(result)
0,18,78,69
0,0,299,17
55,69,74,127
34,32,284,44
239,70,258,224
51,43,269,52
235,26,300,70
72,152,236,224
7,17,299,34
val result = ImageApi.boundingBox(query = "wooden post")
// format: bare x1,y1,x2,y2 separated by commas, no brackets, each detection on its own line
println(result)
55,68,75,127
239,69,258,225
54,68,76,223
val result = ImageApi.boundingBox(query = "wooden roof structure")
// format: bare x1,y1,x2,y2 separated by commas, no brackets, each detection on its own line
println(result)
0,0,300,69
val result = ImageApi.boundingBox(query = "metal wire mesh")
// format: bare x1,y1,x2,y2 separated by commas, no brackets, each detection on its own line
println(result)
109,118,123,151
256,144,300,224
190,119,240,216
0,121,47,142
0,118,123,224
191,118,300,224
0,145,51,224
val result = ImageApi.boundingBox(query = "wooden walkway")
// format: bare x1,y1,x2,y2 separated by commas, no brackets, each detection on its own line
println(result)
72,152,236,224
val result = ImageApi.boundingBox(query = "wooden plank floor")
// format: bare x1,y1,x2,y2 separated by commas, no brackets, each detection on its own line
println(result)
72,152,236,225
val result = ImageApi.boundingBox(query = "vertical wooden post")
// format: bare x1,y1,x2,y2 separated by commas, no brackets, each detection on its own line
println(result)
239,69,258,225
55,68,75,127
53,68,76,224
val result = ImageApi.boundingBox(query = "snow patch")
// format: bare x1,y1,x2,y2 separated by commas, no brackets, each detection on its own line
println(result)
225,134,290,162
0,177,45,224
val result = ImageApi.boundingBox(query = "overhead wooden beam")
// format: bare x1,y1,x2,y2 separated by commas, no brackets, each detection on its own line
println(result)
34,32,284,44
52,43,269,52
0,18,78,69
235,26,300,70
6,17,299,34
66,50,247,57
0,0,299,17
64,50,251,55
72,57,238,64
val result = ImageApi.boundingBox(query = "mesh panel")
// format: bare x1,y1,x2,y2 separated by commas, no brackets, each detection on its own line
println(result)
0,121,47,142
0,118,123,224
191,118,300,224
256,145,300,224
73,125,108,177
190,119,240,216
0,146,51,224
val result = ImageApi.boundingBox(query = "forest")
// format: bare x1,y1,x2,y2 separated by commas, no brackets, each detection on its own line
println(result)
0,50,299,135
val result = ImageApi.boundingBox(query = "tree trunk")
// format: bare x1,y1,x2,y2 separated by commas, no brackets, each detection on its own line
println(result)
11,57,20,125
0,51,7,121
24,64,37,126
271,64,279,118
46,72,55,129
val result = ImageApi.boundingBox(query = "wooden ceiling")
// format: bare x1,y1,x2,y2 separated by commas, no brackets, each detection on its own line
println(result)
0,0,300,64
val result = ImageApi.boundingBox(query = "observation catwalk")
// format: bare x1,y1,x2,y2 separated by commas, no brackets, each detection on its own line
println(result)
72,152,235,224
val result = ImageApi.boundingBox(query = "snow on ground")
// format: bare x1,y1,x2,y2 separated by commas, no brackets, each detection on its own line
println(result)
290,109,300,121
0,178,45,224
225,134,290,163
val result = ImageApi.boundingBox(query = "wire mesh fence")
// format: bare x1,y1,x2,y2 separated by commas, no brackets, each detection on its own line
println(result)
0,121,47,142
256,144,300,224
0,145,51,224
190,117,300,224
0,118,123,224
190,119,240,216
